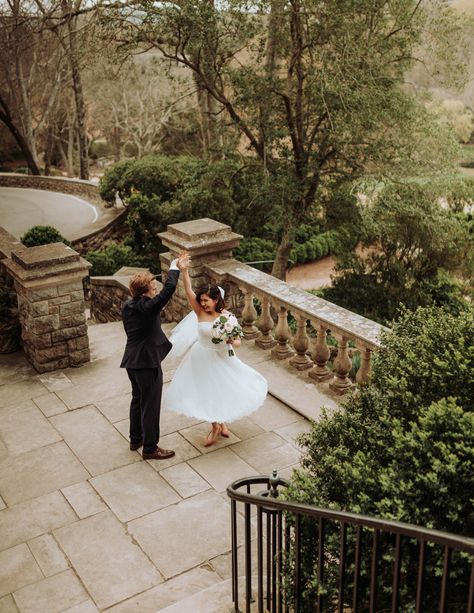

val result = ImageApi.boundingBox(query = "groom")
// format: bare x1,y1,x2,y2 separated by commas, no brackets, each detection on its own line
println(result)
120,252,189,459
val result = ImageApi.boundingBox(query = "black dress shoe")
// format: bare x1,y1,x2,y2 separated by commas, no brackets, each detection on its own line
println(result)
130,440,143,451
142,447,175,460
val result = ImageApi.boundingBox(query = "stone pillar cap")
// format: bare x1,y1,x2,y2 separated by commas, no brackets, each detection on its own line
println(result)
158,218,242,255
4,242,91,288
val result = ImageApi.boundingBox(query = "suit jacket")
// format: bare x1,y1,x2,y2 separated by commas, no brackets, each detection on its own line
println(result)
120,269,180,369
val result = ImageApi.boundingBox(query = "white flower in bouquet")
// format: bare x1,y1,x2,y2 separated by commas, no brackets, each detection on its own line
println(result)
211,313,243,356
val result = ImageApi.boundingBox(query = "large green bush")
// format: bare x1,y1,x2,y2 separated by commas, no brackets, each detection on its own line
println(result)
85,243,148,276
21,225,71,248
285,305,474,611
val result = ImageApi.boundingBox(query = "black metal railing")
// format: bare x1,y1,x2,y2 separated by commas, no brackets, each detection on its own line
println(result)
227,473,474,613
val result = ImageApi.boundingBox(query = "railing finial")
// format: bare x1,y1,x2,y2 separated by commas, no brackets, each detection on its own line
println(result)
269,470,280,498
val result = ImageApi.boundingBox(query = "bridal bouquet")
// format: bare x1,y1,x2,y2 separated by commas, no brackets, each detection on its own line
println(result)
211,313,243,356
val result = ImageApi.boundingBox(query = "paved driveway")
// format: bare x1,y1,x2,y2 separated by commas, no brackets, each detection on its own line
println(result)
0,187,99,239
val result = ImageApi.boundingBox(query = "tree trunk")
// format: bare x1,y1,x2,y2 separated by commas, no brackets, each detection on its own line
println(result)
62,0,89,179
271,229,293,280
0,94,41,175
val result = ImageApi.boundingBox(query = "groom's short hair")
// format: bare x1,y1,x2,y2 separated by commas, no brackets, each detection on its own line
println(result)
129,271,155,298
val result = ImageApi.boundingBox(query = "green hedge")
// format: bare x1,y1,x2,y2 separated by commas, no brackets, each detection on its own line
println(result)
21,225,71,248
85,243,148,276
285,305,474,611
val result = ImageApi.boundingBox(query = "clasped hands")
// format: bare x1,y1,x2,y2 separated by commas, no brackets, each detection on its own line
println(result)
176,251,191,271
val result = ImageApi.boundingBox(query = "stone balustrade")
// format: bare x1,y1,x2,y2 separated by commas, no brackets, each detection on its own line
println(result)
204,258,386,392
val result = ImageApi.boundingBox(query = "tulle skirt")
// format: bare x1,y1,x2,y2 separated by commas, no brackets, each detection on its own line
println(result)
163,341,268,422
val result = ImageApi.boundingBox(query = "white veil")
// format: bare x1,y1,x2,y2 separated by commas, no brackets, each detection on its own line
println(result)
166,310,199,360
166,285,225,361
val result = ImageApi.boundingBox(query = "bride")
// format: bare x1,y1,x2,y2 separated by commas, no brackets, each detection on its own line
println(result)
163,253,268,447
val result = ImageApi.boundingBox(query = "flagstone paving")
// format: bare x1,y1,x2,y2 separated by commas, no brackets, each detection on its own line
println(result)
0,320,339,612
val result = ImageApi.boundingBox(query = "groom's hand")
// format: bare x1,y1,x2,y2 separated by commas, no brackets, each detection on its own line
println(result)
177,251,190,271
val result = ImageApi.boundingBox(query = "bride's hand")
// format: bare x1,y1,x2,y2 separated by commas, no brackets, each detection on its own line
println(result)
177,251,191,271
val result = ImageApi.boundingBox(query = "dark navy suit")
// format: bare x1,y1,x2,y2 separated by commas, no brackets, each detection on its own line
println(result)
120,269,179,453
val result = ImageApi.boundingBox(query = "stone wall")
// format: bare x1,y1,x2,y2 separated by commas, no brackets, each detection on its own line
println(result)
0,173,127,255
71,208,128,254
0,173,104,206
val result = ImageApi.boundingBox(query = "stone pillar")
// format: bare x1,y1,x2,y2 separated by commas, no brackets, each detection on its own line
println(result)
4,242,91,373
158,218,242,322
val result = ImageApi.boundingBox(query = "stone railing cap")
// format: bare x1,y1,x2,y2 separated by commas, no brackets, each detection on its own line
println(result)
206,259,388,349
12,243,79,269
158,218,242,253
0,226,24,259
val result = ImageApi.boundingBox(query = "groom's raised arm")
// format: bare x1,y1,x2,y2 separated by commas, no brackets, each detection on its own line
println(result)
139,262,180,314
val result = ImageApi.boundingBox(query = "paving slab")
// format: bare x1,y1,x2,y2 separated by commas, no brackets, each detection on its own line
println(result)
90,462,181,522
0,352,36,387
95,393,131,423
62,601,99,613
128,490,243,579
27,534,69,577
107,565,222,613
61,482,107,519
55,378,129,411
0,594,18,613
221,417,265,441
159,462,210,498
146,432,201,471
50,407,140,476
231,431,302,474
0,491,77,552
0,544,42,598
0,442,89,506
0,380,47,409
32,392,68,417
159,404,202,437
189,448,256,493
274,419,313,446
180,422,241,454
12,570,88,613
0,402,61,456
37,371,73,392
54,510,162,610
249,395,304,431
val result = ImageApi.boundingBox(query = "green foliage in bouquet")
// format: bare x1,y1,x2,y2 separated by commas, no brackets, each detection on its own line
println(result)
284,305,474,611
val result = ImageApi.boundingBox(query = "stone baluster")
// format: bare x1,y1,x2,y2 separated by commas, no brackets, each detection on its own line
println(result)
329,335,354,394
271,306,294,360
289,315,312,370
255,296,277,350
355,346,372,386
309,323,332,382
240,287,260,339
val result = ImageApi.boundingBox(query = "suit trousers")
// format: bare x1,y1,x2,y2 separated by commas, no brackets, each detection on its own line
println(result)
126,367,163,454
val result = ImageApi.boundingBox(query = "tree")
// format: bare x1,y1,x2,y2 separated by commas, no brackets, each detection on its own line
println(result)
103,0,467,278
0,0,65,174
321,177,474,323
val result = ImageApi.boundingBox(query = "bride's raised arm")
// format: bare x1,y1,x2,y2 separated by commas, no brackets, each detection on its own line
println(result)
181,265,201,315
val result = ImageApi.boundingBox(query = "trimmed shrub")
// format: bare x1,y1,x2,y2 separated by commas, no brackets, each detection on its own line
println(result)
21,225,71,248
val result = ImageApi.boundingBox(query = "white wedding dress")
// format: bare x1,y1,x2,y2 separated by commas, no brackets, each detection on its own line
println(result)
163,315,268,422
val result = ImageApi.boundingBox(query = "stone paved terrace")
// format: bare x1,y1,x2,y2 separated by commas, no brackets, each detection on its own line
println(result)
0,320,340,613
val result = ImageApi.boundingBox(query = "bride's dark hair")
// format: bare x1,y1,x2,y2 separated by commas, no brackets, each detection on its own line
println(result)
195,285,225,312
